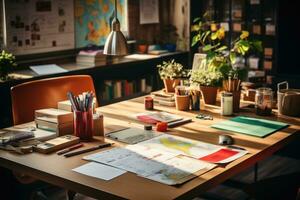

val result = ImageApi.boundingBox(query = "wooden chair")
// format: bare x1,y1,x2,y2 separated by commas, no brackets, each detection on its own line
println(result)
10,75,97,199
11,75,97,125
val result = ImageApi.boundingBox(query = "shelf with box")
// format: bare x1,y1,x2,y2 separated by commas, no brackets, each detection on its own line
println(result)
100,75,155,105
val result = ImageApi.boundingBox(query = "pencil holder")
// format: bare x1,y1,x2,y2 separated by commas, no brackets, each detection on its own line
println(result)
175,94,190,111
74,108,93,141
232,90,241,113
190,90,201,110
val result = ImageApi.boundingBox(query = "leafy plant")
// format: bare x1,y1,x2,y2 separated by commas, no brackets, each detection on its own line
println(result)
0,50,17,80
191,14,262,81
157,59,189,79
190,70,222,87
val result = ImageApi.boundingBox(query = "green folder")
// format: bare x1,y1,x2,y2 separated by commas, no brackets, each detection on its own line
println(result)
211,116,289,138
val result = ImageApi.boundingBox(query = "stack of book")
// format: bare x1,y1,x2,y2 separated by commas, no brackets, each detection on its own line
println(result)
151,91,175,107
76,50,107,66
35,108,74,136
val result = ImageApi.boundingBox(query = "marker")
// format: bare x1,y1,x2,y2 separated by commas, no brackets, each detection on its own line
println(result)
227,145,246,151
167,118,192,128
64,143,114,157
56,143,83,155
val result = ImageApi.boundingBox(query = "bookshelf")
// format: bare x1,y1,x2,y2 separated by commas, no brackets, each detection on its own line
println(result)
0,51,189,128
190,0,279,86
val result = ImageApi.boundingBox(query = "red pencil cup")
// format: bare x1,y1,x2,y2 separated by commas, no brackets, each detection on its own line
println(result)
74,108,94,141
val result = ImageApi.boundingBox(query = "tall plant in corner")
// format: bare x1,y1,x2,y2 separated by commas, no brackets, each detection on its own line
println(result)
0,50,17,81
191,13,262,106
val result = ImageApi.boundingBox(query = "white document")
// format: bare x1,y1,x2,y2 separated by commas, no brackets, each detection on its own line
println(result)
106,127,162,144
30,64,68,75
139,134,248,164
139,0,159,24
72,162,126,181
84,147,178,175
142,155,216,185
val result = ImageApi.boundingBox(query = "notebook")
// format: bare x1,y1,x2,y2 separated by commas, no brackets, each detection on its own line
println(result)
211,116,289,138
30,64,68,75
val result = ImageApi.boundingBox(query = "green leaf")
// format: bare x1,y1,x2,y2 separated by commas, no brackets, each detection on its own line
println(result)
202,30,211,43
252,40,263,52
230,52,236,64
193,17,201,23
211,32,218,40
191,34,200,47
215,45,228,52
203,44,213,52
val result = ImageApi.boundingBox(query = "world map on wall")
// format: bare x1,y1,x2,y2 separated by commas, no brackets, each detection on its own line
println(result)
75,0,126,48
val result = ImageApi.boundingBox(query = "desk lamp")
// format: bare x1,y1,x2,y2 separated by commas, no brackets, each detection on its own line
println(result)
103,0,128,56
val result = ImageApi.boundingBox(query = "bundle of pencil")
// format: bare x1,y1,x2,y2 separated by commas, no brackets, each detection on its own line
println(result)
223,78,241,92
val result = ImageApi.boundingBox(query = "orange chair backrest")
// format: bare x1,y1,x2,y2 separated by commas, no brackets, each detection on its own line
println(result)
11,75,97,125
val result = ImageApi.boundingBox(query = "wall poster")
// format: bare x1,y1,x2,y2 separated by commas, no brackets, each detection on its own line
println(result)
5,0,74,55
75,0,127,48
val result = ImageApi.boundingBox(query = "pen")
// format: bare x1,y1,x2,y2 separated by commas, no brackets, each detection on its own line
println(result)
227,145,246,151
167,118,192,128
56,143,84,155
64,143,114,157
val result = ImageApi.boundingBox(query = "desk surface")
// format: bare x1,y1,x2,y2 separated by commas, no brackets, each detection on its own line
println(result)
0,97,299,200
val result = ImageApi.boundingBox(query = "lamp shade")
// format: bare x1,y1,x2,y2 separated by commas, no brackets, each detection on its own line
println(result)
103,18,128,56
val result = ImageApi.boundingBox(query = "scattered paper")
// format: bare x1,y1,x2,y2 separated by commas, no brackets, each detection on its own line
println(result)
135,112,183,124
139,134,248,164
30,64,68,75
72,162,126,181
106,127,162,144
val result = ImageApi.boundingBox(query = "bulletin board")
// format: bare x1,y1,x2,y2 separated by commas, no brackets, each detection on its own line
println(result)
5,0,75,55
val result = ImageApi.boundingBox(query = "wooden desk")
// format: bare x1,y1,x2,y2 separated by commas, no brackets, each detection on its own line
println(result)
0,97,299,200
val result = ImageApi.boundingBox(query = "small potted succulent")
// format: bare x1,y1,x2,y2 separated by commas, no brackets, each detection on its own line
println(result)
0,50,17,81
190,69,222,105
157,59,188,93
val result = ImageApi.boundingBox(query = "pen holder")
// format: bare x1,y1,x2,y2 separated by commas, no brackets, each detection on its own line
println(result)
175,94,190,111
74,109,93,141
190,89,201,111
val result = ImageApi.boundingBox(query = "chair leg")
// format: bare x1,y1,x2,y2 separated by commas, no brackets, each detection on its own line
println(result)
67,190,76,200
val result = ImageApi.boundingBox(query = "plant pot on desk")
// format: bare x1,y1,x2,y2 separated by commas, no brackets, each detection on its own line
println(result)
163,79,180,93
200,85,218,105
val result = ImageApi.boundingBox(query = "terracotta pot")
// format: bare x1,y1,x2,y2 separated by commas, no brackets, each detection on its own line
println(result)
175,94,190,111
163,79,180,93
137,44,148,54
232,90,241,112
200,85,218,105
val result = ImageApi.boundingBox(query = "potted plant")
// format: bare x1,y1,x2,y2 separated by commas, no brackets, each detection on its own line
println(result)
157,59,188,93
136,39,148,54
190,69,222,105
191,15,262,109
0,50,17,81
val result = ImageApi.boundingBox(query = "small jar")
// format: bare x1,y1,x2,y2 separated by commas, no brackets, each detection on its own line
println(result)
144,96,154,110
255,87,273,116
221,92,233,116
